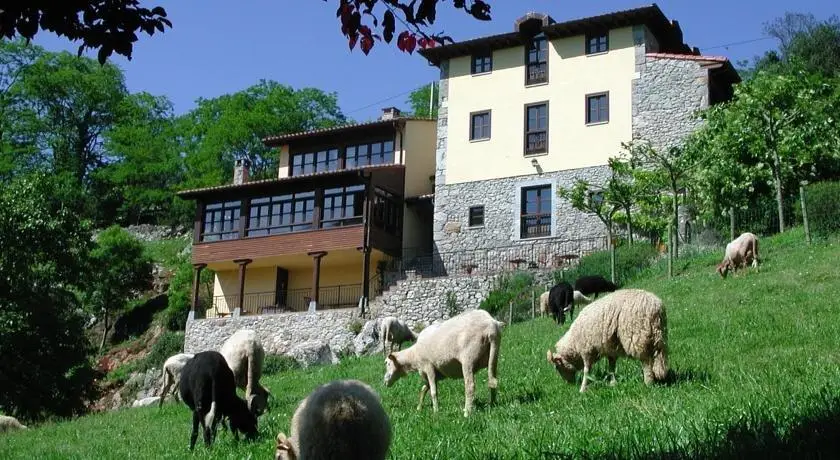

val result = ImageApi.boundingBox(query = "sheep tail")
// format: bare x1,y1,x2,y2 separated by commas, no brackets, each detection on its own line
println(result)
651,306,669,382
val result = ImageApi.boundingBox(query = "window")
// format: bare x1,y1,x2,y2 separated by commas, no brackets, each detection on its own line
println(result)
526,34,548,85
471,52,492,74
470,111,491,141
372,187,402,235
586,32,609,55
202,200,241,242
290,148,340,176
524,102,548,155
586,92,609,124
520,185,551,239
346,140,395,168
246,192,315,236
468,206,485,227
322,185,365,228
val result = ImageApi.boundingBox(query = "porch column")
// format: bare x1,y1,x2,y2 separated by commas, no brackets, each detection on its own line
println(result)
308,251,328,312
359,246,371,317
233,258,252,317
189,263,207,322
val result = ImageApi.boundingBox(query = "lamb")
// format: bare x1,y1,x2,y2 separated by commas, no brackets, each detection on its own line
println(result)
379,316,417,355
383,309,504,417
275,379,392,460
546,288,669,392
0,415,27,433
574,275,618,299
717,232,760,278
179,350,258,450
220,329,271,416
547,282,593,325
539,291,550,317
158,352,195,408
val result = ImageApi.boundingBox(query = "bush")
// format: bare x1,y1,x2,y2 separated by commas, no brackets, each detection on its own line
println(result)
479,271,536,324
164,259,192,330
804,181,840,238
262,355,301,376
348,319,363,335
554,243,659,286
107,331,185,384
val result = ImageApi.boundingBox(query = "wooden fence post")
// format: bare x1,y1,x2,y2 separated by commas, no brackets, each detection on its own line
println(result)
508,301,513,325
800,183,812,245
729,208,736,242
531,289,535,319
667,226,673,280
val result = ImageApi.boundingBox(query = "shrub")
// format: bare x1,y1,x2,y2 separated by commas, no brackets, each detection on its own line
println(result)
348,319,363,335
262,355,301,376
445,290,459,318
803,181,840,238
554,243,659,286
479,271,535,324
107,331,185,384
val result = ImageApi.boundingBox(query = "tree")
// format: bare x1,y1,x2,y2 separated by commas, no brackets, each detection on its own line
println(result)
85,226,153,353
179,80,347,189
406,82,439,118
334,0,491,55
0,172,98,420
98,92,183,225
0,39,43,179
0,2,171,64
786,20,840,76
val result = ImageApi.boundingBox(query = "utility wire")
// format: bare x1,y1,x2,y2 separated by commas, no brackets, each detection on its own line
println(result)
699,36,776,51
344,83,428,115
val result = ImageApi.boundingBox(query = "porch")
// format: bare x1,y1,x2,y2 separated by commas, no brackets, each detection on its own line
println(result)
206,283,364,318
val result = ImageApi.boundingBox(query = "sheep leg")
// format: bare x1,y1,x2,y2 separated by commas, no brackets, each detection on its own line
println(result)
158,370,171,408
189,411,201,450
580,358,592,393
642,359,655,385
462,364,476,417
427,373,440,413
487,338,500,406
417,382,429,411
607,356,617,386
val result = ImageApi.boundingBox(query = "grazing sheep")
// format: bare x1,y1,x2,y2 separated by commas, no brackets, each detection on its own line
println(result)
383,309,504,417
574,275,618,299
717,232,760,278
539,291,550,317
380,316,417,355
547,289,669,392
220,329,271,416
275,379,392,460
179,350,258,450
548,281,574,325
0,415,27,433
158,352,195,408
133,396,161,408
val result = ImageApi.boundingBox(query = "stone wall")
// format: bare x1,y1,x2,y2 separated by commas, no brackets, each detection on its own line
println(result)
184,308,357,357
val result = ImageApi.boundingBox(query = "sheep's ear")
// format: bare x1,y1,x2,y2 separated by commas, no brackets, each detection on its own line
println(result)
545,350,554,364
386,353,400,368
276,432,291,450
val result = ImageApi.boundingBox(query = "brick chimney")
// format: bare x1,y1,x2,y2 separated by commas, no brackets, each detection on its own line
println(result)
380,107,401,121
233,158,251,185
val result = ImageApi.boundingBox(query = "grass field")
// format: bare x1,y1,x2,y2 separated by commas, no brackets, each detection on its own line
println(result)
3,228,840,459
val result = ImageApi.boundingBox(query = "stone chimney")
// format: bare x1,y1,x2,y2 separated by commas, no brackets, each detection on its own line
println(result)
233,158,251,185
380,107,401,121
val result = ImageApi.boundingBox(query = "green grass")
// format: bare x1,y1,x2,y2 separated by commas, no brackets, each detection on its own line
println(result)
3,228,840,459
143,238,189,268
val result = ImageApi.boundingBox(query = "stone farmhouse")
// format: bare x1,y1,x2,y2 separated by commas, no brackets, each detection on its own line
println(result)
179,4,740,354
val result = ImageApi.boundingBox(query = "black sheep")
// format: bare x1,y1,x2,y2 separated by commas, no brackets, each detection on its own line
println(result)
574,275,618,299
179,350,258,450
547,281,574,325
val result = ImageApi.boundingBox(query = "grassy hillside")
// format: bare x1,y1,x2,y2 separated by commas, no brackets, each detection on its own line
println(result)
3,228,840,459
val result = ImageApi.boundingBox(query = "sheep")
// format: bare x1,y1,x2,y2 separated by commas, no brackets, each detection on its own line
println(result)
0,415,27,433
539,291,550,317
547,281,574,325
133,396,161,408
158,352,195,408
574,275,618,299
220,329,271,416
717,232,760,278
275,379,392,460
383,309,504,417
546,288,669,392
179,350,258,450
379,316,417,355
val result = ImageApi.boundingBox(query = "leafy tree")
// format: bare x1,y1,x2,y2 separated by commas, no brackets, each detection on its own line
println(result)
406,82,439,118
98,92,183,225
85,226,153,352
179,80,347,189
0,2,171,64
0,39,42,179
786,20,840,76
0,172,98,420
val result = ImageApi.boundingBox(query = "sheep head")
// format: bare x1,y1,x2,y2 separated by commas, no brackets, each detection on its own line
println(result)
229,397,259,441
546,350,576,383
383,353,406,387
716,261,731,278
275,432,297,460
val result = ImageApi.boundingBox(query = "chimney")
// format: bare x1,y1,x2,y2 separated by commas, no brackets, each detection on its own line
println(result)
233,158,251,185
380,107,401,121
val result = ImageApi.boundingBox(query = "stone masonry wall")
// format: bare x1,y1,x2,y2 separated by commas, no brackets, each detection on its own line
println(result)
184,309,357,357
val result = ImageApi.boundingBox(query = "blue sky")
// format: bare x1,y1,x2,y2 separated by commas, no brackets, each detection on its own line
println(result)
32,1,837,123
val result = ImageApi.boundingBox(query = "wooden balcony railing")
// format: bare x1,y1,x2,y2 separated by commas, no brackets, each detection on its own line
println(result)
206,283,363,318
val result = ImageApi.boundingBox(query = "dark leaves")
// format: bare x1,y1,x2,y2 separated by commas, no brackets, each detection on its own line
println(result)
360,35,375,55
469,0,492,21
383,10,395,43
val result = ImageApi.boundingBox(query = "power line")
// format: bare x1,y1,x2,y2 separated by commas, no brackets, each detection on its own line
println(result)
344,83,428,115
699,36,776,51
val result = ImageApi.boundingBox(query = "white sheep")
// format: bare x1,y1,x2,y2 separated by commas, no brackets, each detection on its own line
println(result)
220,329,271,415
0,415,27,433
133,396,162,408
717,232,760,278
275,379,391,460
383,309,504,417
379,316,417,355
539,291,550,317
158,352,195,407
546,289,669,392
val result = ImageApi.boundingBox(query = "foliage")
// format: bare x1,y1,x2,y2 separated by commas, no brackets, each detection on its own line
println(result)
164,255,213,331
0,39,42,179
554,243,660,286
445,290,459,318
0,2,171,64
348,319,364,335
406,82,439,118
803,181,840,238
107,331,185,385
479,271,534,323
334,0,491,56
0,173,98,421
262,355,302,376
6,230,840,458
761,12,840,77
